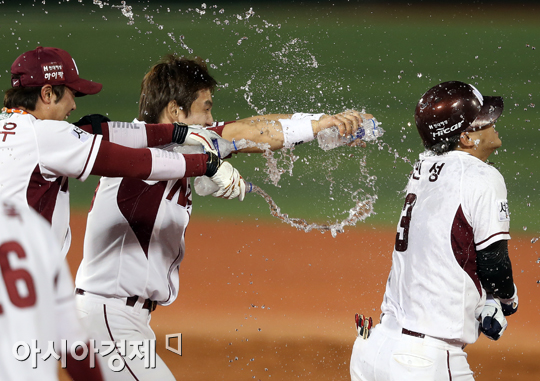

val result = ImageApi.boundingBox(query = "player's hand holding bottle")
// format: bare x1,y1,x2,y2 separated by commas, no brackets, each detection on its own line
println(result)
204,152,246,201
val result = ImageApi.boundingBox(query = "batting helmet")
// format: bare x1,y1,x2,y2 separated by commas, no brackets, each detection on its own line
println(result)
415,81,503,148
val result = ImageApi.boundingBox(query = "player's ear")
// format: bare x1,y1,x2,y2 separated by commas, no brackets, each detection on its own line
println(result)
40,85,53,104
459,132,474,148
161,100,180,123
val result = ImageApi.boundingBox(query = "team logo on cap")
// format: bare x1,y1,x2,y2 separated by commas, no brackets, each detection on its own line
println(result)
41,62,64,82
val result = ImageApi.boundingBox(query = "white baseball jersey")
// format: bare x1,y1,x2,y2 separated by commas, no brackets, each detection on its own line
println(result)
0,199,89,381
75,121,228,305
381,150,511,344
0,111,102,255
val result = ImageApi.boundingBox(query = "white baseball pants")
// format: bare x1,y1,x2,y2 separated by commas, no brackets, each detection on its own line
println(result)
350,314,474,381
76,292,175,381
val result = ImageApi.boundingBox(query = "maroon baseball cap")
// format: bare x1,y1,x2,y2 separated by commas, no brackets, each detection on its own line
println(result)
10,46,102,97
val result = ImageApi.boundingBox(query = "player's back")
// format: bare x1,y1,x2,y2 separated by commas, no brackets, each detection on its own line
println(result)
0,199,63,380
382,150,508,344
0,112,42,203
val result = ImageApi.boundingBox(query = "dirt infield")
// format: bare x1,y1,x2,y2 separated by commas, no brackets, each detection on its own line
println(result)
61,212,540,380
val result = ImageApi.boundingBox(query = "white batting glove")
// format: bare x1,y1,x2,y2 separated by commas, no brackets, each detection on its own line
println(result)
499,284,519,316
185,127,221,149
172,122,220,151
479,295,508,341
210,161,246,201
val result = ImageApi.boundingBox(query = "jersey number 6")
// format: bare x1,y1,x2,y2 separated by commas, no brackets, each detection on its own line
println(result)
395,193,417,252
0,241,37,314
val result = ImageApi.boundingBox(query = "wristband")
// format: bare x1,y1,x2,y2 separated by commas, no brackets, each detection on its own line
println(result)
279,113,324,146
172,122,189,144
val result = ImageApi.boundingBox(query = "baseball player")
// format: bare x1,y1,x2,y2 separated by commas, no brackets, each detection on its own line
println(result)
0,46,245,258
0,198,103,381
350,81,519,381
74,54,373,380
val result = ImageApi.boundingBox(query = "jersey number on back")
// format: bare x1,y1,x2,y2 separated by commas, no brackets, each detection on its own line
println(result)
0,241,37,314
395,193,417,252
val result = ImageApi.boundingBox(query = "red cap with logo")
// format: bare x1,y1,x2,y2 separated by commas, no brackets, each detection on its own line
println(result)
10,46,102,97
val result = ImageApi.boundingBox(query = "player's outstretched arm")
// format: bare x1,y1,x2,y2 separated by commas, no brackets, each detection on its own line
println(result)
75,114,221,149
221,110,373,152
90,141,217,181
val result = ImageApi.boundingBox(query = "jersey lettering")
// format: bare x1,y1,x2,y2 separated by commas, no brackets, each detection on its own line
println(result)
429,162,445,182
395,193,417,252
1,122,17,142
412,161,422,180
165,179,192,207
0,241,37,311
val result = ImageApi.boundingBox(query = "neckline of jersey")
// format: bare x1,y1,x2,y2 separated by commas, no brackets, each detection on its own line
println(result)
2,107,29,115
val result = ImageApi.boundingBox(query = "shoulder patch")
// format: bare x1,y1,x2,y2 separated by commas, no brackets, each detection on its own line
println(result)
497,199,510,221
70,126,90,142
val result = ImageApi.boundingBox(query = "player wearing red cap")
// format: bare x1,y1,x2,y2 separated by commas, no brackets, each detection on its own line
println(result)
350,81,518,381
1,47,244,257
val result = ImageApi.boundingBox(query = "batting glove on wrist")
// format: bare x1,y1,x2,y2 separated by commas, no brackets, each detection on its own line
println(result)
499,284,519,316
172,122,221,150
480,295,507,341
205,154,245,201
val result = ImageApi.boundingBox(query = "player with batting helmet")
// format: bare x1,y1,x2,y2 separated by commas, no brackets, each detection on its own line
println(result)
350,81,518,381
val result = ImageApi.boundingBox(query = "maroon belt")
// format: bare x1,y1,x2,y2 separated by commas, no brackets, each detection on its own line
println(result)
75,288,157,312
402,328,425,339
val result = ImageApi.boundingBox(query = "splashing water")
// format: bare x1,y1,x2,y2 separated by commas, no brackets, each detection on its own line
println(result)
111,1,134,25
92,0,105,9
94,2,384,235
241,76,267,115
271,38,319,68
235,139,377,236
377,141,412,165
252,184,374,237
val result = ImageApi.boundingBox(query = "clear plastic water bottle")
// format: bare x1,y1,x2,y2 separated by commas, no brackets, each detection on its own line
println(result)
210,136,236,159
317,117,384,151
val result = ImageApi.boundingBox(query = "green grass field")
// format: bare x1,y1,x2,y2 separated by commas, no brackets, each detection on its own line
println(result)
1,1,539,233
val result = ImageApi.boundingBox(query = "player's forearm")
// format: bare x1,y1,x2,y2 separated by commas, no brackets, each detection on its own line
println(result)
477,240,515,299
221,114,324,152
90,141,208,180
